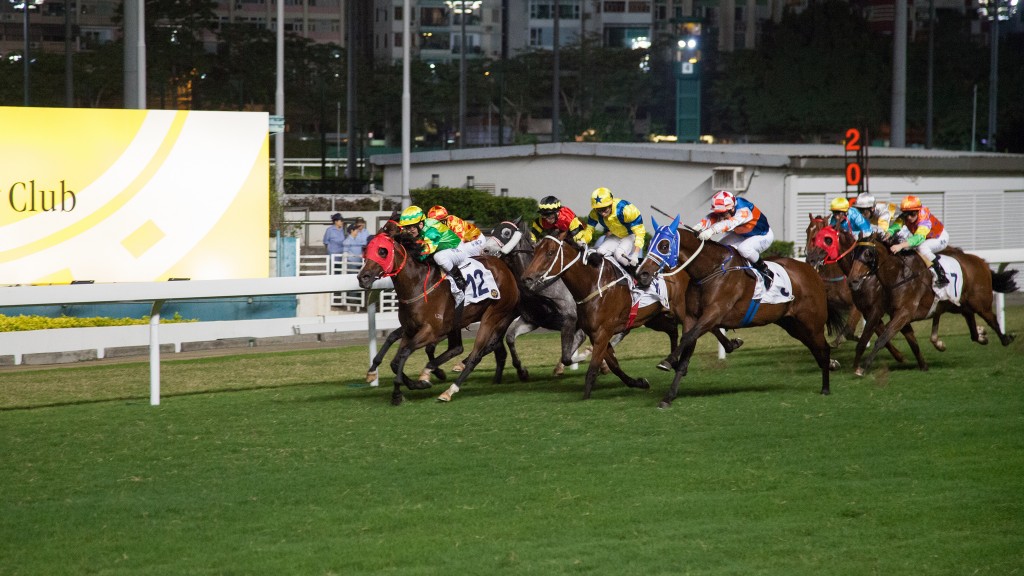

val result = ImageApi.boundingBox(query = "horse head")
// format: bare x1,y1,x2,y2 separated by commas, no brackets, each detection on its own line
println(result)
806,225,840,269
636,215,680,289
804,214,827,258
847,236,882,291
357,232,404,289
521,228,578,293
482,217,528,257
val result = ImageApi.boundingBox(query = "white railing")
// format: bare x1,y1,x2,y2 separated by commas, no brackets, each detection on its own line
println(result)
0,275,394,406
299,254,399,313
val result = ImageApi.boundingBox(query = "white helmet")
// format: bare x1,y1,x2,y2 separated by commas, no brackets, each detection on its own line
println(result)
852,193,875,209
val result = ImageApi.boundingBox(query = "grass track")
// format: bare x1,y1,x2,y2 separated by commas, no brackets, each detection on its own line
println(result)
1,308,1023,575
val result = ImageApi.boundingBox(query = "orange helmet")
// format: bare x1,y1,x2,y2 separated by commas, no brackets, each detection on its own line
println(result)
900,195,922,212
427,205,449,221
711,190,736,214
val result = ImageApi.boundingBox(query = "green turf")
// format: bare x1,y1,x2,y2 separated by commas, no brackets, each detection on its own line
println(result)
1,308,1022,575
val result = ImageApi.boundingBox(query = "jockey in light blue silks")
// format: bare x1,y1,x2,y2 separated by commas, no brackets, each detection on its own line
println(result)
827,196,872,239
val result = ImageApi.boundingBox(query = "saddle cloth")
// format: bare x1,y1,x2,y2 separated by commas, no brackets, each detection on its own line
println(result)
447,258,501,306
931,256,964,306
751,261,795,304
631,277,669,310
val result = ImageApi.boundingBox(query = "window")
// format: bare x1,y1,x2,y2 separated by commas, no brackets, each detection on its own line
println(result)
529,27,545,46
629,1,650,13
420,7,448,25
604,1,626,13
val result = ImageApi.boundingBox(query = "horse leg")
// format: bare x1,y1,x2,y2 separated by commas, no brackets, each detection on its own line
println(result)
834,306,862,348
367,327,404,383
711,328,743,354
417,343,449,384
602,346,650,390
504,317,533,380
492,339,508,384
929,315,947,351
659,341,697,409
974,305,1014,346
899,324,928,371
438,319,507,402
581,336,610,400
388,343,418,406
859,311,914,374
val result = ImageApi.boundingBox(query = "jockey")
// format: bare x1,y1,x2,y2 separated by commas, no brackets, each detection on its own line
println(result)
584,187,646,268
530,195,592,245
828,196,872,239
887,195,951,288
696,190,776,289
852,193,898,236
398,205,468,291
427,204,488,259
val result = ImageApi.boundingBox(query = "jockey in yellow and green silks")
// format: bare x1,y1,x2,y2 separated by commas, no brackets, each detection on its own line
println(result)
583,187,646,268
398,205,468,291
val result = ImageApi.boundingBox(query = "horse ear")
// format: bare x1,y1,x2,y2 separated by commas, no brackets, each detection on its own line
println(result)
670,215,680,230
651,215,660,230
808,212,814,221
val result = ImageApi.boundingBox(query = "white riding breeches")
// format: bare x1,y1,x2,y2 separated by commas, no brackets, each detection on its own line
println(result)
595,234,637,263
720,229,774,263
915,229,949,262
433,237,485,272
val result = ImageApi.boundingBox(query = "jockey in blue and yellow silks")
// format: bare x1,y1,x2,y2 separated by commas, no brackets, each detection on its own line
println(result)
887,195,950,288
828,196,872,239
584,187,646,268
398,205,467,290
695,190,776,289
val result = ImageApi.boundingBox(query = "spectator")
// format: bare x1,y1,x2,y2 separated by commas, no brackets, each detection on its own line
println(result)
340,224,365,273
323,213,346,256
353,217,370,247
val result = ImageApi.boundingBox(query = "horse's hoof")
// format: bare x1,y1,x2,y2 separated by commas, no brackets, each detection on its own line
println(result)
366,371,378,383
410,380,432,390
829,359,841,371
656,360,672,372
821,387,831,396
437,392,451,402
553,364,564,377
391,392,404,406
853,367,865,377
1003,333,1016,346
452,362,465,373
418,369,433,383
657,400,672,409
433,369,448,381
631,378,650,390
518,370,530,381
571,347,593,363
931,340,946,352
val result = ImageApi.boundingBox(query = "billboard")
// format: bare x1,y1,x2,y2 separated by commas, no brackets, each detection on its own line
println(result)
0,107,269,284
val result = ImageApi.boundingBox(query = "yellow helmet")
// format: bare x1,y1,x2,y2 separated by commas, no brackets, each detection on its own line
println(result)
591,187,614,210
830,197,851,212
398,206,425,226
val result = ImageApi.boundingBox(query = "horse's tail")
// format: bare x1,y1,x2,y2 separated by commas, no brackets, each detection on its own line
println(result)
825,298,849,337
992,268,1019,294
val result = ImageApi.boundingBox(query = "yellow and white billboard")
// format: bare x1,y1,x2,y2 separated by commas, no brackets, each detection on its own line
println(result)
0,107,269,284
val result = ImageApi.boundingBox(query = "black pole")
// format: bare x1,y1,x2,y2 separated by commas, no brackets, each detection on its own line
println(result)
552,0,560,143
925,0,934,149
346,0,358,180
498,0,508,146
23,2,30,106
65,0,73,107
987,11,998,151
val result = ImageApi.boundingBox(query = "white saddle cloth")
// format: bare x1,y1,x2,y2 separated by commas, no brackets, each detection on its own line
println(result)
931,256,964,307
447,258,501,306
751,261,795,304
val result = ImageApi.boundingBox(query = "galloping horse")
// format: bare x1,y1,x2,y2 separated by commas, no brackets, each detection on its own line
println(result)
356,231,520,404
847,236,1018,375
637,222,841,408
520,228,739,400
805,216,907,365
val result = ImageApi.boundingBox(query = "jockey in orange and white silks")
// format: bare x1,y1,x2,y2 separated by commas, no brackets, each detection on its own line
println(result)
887,195,951,287
695,190,776,288
584,187,646,267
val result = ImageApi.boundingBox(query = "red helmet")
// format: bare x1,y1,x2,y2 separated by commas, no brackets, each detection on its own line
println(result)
427,205,449,221
900,195,922,212
711,190,736,214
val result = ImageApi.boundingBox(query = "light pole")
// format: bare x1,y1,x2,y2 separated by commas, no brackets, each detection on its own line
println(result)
446,0,481,149
12,0,44,106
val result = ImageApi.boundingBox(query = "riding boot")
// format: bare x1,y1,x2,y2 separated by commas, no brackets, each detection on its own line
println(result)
447,266,468,292
931,256,949,288
752,259,774,290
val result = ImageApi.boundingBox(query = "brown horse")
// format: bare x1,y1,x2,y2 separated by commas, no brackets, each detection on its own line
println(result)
641,224,841,408
847,236,1018,375
356,231,520,405
805,215,907,365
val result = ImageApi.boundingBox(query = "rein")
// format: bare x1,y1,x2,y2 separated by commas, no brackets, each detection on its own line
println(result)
400,268,449,304
823,241,856,265
576,258,628,305
534,235,582,285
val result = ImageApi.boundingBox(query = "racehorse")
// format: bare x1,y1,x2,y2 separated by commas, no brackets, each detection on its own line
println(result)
846,235,1018,375
519,226,740,400
636,221,842,408
805,216,907,365
356,231,520,405
484,218,712,377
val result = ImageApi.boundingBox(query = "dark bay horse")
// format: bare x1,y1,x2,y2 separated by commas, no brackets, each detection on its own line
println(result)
637,223,842,408
356,232,520,405
805,216,907,365
847,236,1018,375
520,228,738,400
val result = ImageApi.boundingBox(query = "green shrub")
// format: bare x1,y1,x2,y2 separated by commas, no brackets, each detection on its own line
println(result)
410,188,538,229
0,313,194,333
764,240,795,258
